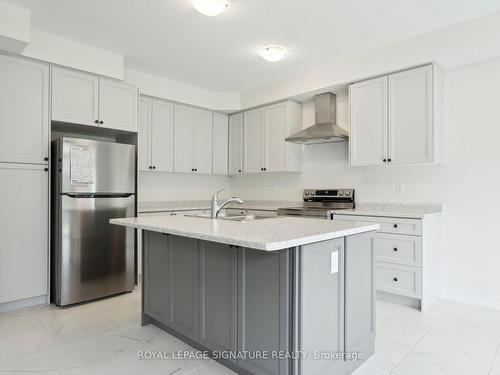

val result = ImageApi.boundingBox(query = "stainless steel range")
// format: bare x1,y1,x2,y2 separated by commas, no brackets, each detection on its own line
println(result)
277,189,355,219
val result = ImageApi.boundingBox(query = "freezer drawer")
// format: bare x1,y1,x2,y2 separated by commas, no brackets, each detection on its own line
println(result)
54,194,135,306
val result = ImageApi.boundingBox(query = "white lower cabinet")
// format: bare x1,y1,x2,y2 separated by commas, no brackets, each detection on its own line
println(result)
332,214,441,310
0,163,48,305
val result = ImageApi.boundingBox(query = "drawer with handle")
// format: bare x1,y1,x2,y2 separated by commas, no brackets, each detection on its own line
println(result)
332,215,422,236
376,262,421,298
375,233,422,267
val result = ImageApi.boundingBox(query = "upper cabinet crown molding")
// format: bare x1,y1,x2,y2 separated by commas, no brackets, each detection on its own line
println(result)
349,64,443,168
0,54,49,165
51,66,138,132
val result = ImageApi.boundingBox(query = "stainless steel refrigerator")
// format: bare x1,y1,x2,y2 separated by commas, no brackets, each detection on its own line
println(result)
51,137,135,306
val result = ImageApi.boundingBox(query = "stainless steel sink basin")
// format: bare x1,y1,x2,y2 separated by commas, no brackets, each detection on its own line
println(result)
185,213,272,222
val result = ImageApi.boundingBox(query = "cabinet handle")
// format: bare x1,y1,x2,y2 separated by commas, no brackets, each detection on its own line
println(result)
44,167,49,172
388,158,392,163
195,168,198,172
383,158,387,163
393,247,398,252
393,224,398,229
152,166,156,170
94,120,99,124
393,277,398,282
44,157,49,161
99,121,104,124
149,166,152,169
238,169,242,173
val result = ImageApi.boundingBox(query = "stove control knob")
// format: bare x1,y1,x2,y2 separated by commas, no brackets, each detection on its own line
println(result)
345,191,351,196
339,191,344,196
305,192,310,196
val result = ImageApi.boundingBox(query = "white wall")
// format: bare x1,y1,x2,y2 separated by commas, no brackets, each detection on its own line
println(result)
231,57,500,306
138,171,231,202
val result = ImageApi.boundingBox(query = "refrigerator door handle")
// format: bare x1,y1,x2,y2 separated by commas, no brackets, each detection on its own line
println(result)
64,193,134,199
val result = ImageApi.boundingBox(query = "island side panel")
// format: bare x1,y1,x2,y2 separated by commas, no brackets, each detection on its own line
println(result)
237,247,291,375
344,231,376,360
198,241,238,355
298,238,345,375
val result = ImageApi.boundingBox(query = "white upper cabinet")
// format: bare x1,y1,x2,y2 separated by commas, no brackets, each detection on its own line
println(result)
99,78,138,132
244,108,266,173
243,101,303,174
139,97,174,172
151,100,174,172
212,113,228,175
349,64,442,167
52,67,99,126
388,65,434,165
228,113,243,176
138,97,152,171
174,104,195,173
0,54,49,164
193,109,213,174
349,76,388,167
52,67,138,132
265,101,303,172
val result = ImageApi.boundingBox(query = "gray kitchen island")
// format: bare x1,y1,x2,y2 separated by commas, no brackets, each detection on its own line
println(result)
110,215,379,375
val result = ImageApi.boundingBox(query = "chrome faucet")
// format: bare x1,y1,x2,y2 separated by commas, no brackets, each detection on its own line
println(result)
211,188,243,218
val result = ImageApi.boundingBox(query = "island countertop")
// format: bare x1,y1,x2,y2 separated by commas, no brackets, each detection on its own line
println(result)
110,215,379,251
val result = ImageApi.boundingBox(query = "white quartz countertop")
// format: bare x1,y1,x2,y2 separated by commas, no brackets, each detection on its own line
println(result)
110,215,379,251
331,203,442,219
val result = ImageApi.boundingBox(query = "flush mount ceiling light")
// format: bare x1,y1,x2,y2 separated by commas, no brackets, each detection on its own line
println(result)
259,45,287,62
192,0,231,16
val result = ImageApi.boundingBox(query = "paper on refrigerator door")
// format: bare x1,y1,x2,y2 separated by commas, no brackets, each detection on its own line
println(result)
70,146,95,184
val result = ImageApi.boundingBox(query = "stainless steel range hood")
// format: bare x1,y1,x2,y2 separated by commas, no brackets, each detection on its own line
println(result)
285,92,348,144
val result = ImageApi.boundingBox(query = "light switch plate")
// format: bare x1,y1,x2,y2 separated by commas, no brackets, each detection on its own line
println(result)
331,251,339,274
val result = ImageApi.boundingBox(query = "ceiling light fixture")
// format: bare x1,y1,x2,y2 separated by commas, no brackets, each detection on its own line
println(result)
192,0,231,16
259,45,287,62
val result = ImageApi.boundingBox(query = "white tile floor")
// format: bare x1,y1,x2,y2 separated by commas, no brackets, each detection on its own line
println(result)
1,290,500,375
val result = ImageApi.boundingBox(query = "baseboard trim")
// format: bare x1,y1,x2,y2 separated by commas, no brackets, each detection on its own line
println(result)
0,295,48,313
441,289,500,310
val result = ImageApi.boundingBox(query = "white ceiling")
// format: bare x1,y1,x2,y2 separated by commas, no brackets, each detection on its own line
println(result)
6,0,500,92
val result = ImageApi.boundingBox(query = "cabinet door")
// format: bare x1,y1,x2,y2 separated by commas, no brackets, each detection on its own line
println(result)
228,113,243,175
349,76,388,167
388,65,433,165
193,109,213,174
265,104,287,172
244,109,265,173
174,104,195,173
143,231,169,325
168,235,199,341
344,232,376,354
299,239,344,375
52,67,99,126
212,113,229,175
138,97,152,171
152,100,174,172
0,163,48,304
99,78,138,132
199,242,237,353
237,248,290,375
0,55,49,164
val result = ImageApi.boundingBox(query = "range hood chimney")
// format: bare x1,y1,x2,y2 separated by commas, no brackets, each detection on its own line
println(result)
285,92,348,144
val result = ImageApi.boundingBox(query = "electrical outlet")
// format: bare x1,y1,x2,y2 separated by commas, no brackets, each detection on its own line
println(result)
395,184,405,194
